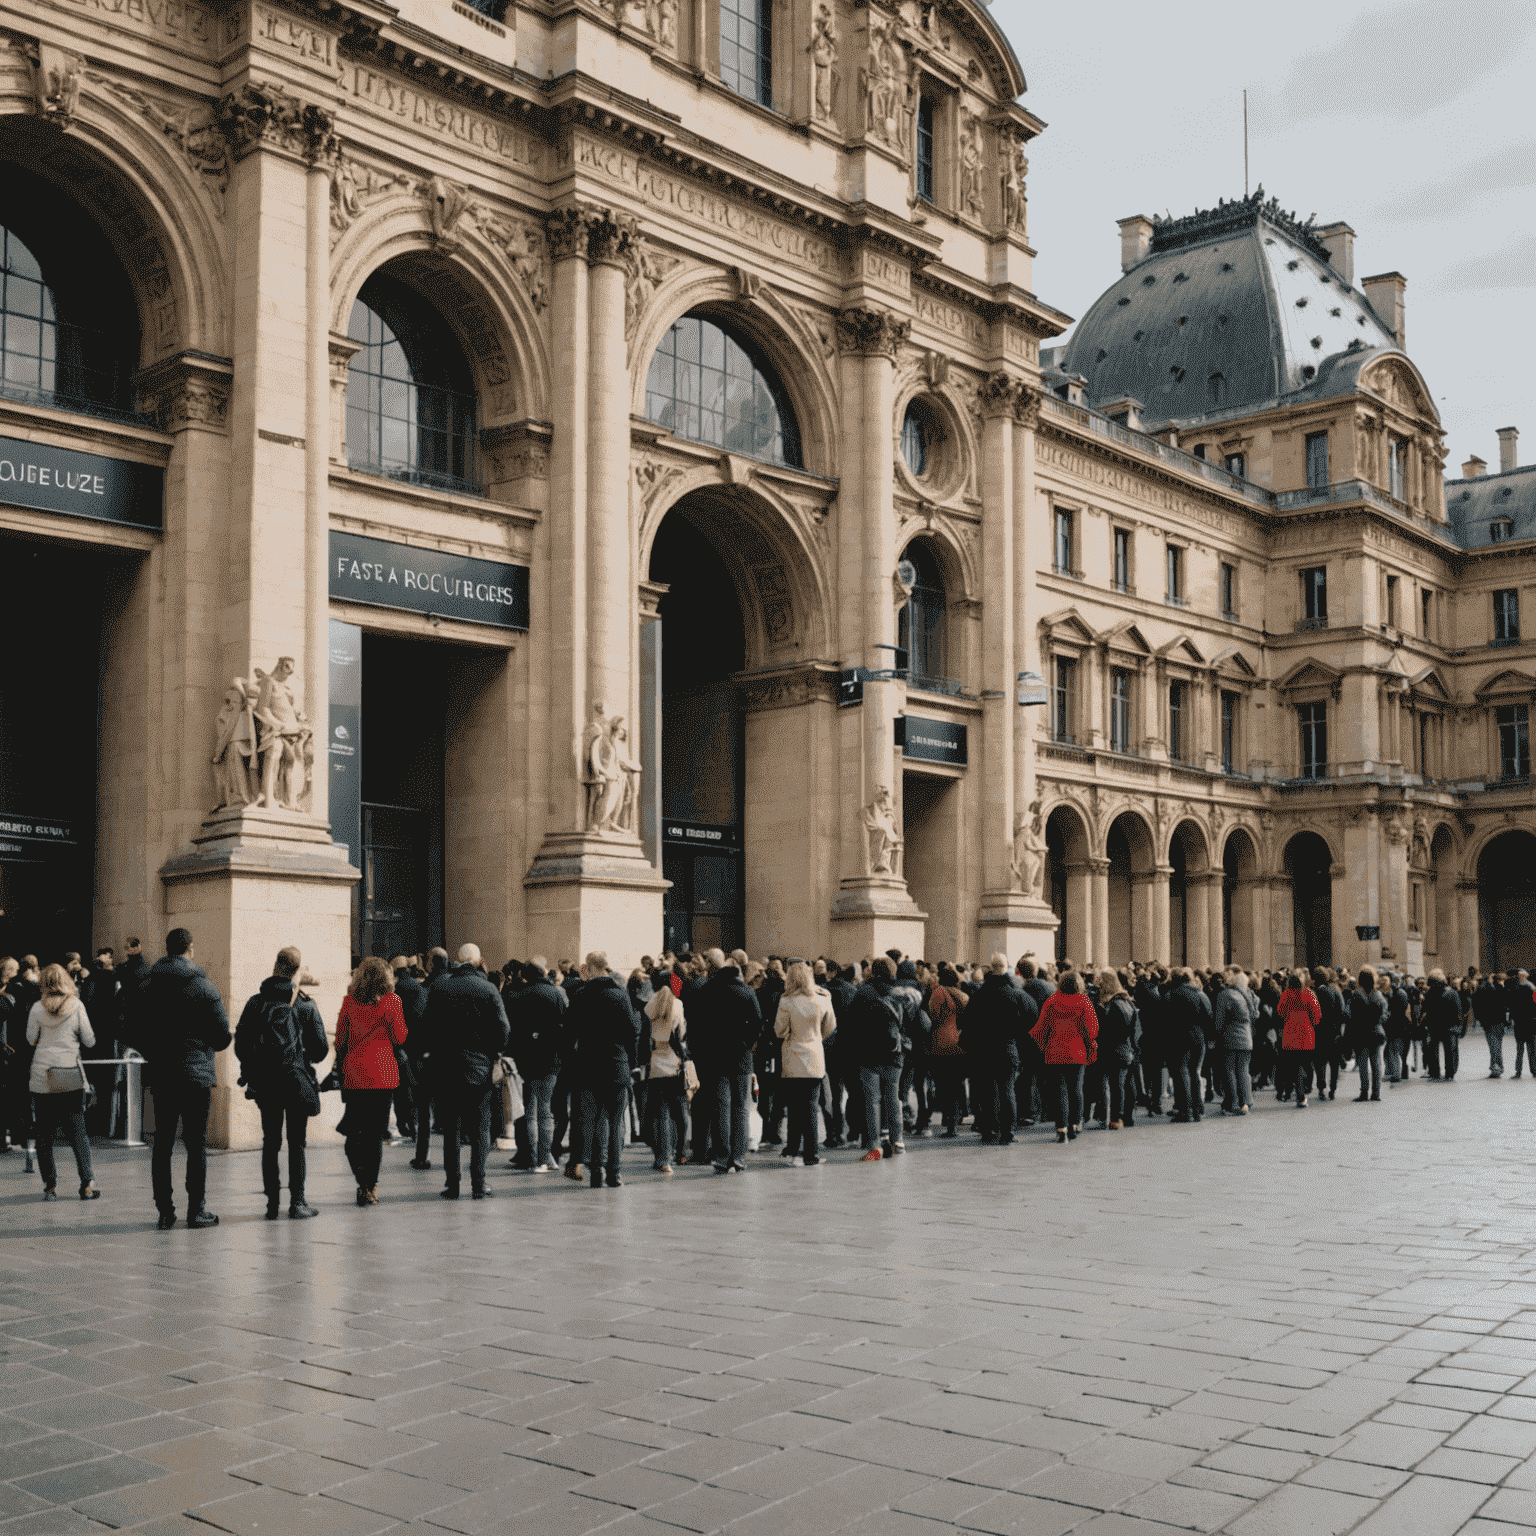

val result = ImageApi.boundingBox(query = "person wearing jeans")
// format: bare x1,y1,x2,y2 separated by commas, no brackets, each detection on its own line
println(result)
1095,971,1138,1128
566,953,640,1188
687,949,761,1174
641,986,689,1172
843,957,913,1161
506,958,567,1172
524,1071,559,1169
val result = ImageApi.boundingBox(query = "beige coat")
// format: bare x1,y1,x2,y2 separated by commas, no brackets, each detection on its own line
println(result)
774,990,836,1078
644,991,686,1079
26,997,95,1095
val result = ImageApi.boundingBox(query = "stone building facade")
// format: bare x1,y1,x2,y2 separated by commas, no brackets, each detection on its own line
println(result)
0,0,1529,1146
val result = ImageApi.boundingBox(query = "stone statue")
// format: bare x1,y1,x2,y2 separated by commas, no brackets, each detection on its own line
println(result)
657,0,677,47
425,175,473,245
861,784,902,876
211,677,258,811
583,705,643,836
810,5,838,121
1002,140,1027,232
253,657,313,812
1011,798,1047,897
863,13,907,151
33,43,84,125
613,719,644,836
960,113,985,221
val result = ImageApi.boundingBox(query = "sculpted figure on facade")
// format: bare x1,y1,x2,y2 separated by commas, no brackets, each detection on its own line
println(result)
253,658,313,812
1002,139,1027,233
582,703,642,835
1411,813,1431,869
93,76,230,214
613,720,644,835
863,11,909,154
810,5,838,122
1011,799,1047,898
425,175,474,248
33,43,84,126
862,785,903,876
657,0,678,47
211,678,258,811
330,153,411,240
959,111,985,222
217,80,308,161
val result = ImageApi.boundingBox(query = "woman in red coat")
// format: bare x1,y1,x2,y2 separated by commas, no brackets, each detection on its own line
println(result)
335,956,408,1205
1276,972,1321,1109
1030,971,1099,1143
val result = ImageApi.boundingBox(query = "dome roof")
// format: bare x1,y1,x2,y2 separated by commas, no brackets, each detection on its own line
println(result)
1447,465,1536,551
1060,192,1401,428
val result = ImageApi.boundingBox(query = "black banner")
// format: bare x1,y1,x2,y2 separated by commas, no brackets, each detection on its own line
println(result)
898,715,968,766
328,620,362,866
0,812,78,864
330,530,530,630
0,434,162,530
662,819,742,852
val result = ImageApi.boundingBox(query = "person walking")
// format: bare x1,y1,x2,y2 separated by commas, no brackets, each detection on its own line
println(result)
389,954,428,1151
1095,969,1139,1128
1030,971,1098,1143
1214,967,1256,1115
1311,968,1344,1103
334,956,407,1206
233,947,328,1219
773,961,836,1167
133,929,231,1230
1276,971,1320,1108
821,961,856,1147
1473,974,1510,1079
26,964,100,1201
507,957,566,1173
566,952,639,1188
79,948,120,1138
689,949,761,1174
1511,970,1536,1079
1163,968,1212,1123
640,984,689,1173
1348,966,1388,1103
421,944,510,1199
1385,971,1413,1083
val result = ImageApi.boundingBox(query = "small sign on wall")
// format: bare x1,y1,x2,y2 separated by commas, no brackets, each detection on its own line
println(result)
897,716,968,767
330,530,529,630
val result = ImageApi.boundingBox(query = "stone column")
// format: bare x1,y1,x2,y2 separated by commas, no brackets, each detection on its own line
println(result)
829,307,925,956
1150,864,1173,965
1064,859,1092,964
1381,816,1409,967
1130,870,1155,962
1207,872,1227,968
304,124,333,827
1457,879,1481,973
1089,857,1110,967
1185,871,1215,969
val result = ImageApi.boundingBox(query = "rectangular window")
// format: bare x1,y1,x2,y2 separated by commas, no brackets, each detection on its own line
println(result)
916,96,935,203
1305,430,1330,489
1419,713,1431,778
1386,574,1399,629
1192,444,1207,460
1220,561,1237,618
1113,529,1132,593
1054,508,1074,575
1224,452,1246,479
1421,587,1433,639
720,0,772,105
1389,436,1407,501
1051,656,1076,742
1299,701,1328,779
1301,566,1328,626
1221,691,1238,773
1494,588,1520,643
1110,668,1132,754
1166,544,1184,605
1498,705,1530,780
1168,681,1186,762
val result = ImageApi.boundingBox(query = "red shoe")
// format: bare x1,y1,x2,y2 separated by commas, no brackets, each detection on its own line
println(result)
859,1148,882,1162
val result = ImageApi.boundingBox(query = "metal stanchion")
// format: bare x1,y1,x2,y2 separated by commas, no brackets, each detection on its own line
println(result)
119,1055,147,1148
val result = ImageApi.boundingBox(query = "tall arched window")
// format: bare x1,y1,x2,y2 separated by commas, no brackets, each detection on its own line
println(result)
898,540,952,694
645,314,801,467
346,273,479,493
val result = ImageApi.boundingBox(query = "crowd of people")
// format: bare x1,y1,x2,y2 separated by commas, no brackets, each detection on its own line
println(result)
1,933,1532,1223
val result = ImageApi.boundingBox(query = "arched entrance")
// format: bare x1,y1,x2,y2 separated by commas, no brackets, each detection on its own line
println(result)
1478,831,1536,973
1106,811,1155,965
648,506,747,955
1222,829,1259,967
1168,819,1212,966
1430,823,1457,970
1285,832,1334,968
1045,803,1091,963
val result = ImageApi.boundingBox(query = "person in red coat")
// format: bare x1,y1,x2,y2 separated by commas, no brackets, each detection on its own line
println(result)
1276,972,1321,1109
335,956,407,1205
1030,971,1099,1143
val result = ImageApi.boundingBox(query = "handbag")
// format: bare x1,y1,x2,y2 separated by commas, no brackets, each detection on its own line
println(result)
45,1065,85,1093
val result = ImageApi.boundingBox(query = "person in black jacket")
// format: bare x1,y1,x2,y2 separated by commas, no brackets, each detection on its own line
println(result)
133,929,232,1230
564,952,639,1188
1511,970,1536,1079
1423,968,1462,1081
421,944,510,1199
1473,975,1510,1079
507,956,566,1172
689,948,761,1173
1016,959,1055,1128
819,960,856,1147
960,956,1038,1145
844,957,918,1160
1163,969,1212,1123
388,956,432,1167
1384,971,1413,1083
1310,968,1345,1102
234,946,328,1220
1134,971,1167,1112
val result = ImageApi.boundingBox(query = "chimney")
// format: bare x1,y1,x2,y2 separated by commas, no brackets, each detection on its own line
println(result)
1117,215,1154,273
1362,272,1406,348
1316,221,1355,287
1463,456,1487,479
1497,426,1518,474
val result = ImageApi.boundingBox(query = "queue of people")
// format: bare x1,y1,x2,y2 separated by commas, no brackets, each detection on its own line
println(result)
2,933,1532,1221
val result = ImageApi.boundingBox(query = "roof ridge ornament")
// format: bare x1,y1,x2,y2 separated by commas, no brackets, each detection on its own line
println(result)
1149,185,1331,264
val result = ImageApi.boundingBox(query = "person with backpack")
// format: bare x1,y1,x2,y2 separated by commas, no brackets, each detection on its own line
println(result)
1095,969,1139,1129
1030,971,1098,1143
925,964,969,1137
844,956,913,1161
233,946,328,1219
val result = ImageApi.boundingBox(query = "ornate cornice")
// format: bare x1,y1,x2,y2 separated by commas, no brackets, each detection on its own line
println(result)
976,371,1023,420
547,206,596,263
836,307,910,360
735,663,841,714
133,350,233,435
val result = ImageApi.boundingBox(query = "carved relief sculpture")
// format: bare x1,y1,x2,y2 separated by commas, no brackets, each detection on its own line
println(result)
33,43,84,126
1002,138,1027,233
657,0,677,47
217,79,309,160
582,702,642,836
959,111,985,222
91,76,230,216
425,175,474,247
623,234,682,343
253,657,314,812
1011,798,1047,897
863,11,909,155
861,784,903,877
810,5,838,122
211,678,259,810
329,153,411,240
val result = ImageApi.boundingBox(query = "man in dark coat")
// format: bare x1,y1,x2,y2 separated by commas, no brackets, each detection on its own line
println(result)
564,952,638,1187
689,947,761,1173
1511,970,1536,1078
1135,970,1168,1112
1163,968,1213,1122
133,929,232,1229
78,948,121,1137
234,946,328,1219
1385,971,1414,1083
508,956,566,1172
1016,958,1055,1127
960,955,1038,1145
390,956,432,1167
843,957,917,1158
1423,968,1462,1081
1473,975,1510,1078
420,943,510,1199
818,959,855,1146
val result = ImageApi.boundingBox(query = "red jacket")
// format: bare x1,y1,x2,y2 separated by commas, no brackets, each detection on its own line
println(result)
1278,987,1320,1052
1031,991,1098,1065
336,993,407,1090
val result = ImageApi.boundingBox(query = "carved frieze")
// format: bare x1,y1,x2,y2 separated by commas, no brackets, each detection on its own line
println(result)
135,350,232,434
32,42,85,126
737,664,840,715
836,306,911,359
329,152,412,243
90,74,230,216
217,79,309,161
861,9,911,158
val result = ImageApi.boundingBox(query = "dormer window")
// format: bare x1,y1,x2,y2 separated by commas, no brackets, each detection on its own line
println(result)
1491,519,1514,542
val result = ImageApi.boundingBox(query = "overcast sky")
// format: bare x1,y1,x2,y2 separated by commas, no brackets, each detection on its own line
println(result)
993,0,1535,477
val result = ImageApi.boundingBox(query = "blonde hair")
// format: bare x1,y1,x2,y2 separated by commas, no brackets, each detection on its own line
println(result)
784,960,816,998
648,986,679,1028
38,963,77,1001
1096,968,1123,1001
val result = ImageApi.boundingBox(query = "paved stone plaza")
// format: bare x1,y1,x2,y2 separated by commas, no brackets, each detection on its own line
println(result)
2,1076,1534,1536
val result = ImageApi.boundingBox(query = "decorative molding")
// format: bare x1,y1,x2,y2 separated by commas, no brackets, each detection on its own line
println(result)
736,663,840,714
134,350,233,434
217,79,311,162
546,206,595,262
836,306,910,359
32,41,85,127
89,75,230,217
329,152,412,244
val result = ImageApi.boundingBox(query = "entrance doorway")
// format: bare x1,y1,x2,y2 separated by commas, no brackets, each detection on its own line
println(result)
1478,831,1536,973
1286,831,1333,968
0,537,129,961
649,510,746,955
902,771,959,959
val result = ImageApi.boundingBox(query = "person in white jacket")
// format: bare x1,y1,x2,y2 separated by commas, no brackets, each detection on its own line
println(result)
27,964,100,1201
773,962,836,1167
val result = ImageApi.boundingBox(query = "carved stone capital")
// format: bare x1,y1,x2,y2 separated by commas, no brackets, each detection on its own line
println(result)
218,80,311,162
836,306,910,359
328,329,362,387
302,103,338,167
587,209,640,269
976,371,1023,419
546,207,595,262
133,349,233,434
1014,384,1042,431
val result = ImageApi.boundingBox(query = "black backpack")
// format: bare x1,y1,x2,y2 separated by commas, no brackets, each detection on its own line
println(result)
256,995,320,1117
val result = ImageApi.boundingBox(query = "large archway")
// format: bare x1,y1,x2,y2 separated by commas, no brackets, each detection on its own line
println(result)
1478,831,1536,973
1429,823,1457,971
1168,819,1212,967
1045,802,1092,963
1106,811,1156,965
1222,828,1260,968
1285,832,1334,968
